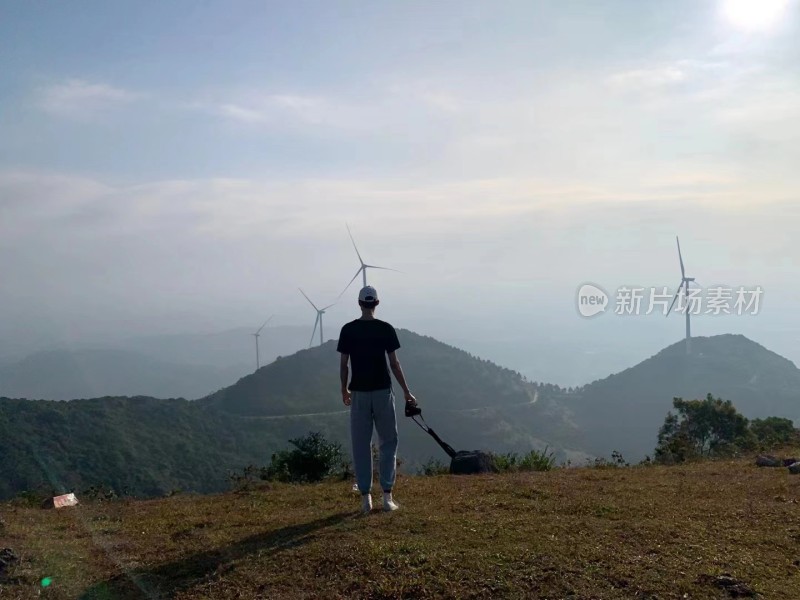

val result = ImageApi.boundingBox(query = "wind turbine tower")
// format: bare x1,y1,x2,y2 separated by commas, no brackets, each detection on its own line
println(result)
299,289,335,347
252,315,273,371
666,236,696,355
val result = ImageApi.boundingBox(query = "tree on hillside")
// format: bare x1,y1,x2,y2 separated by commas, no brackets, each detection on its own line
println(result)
750,417,799,448
655,394,754,463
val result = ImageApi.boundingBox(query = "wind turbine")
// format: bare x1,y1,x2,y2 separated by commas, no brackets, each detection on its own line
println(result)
252,315,273,370
666,236,697,355
339,223,398,298
299,289,335,347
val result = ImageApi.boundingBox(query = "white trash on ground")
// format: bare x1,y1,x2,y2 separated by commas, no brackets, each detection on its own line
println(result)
53,493,78,508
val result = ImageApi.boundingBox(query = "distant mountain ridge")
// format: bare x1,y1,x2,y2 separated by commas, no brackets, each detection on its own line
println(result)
0,325,313,401
569,334,800,460
0,349,245,400
116,325,310,369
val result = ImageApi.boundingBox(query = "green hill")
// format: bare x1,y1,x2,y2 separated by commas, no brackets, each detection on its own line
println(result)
200,327,588,468
5,331,798,501
200,329,538,415
0,396,347,501
569,334,800,460
0,330,585,501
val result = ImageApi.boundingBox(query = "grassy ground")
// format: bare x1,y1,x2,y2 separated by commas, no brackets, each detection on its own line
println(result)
1,457,800,599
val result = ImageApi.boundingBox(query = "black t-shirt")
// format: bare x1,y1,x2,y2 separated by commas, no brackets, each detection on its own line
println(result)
337,319,401,391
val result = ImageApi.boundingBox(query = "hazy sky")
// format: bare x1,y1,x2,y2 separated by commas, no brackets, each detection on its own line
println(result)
2,1,799,380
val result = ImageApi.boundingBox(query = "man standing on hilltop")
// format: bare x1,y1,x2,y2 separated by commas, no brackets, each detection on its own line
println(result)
337,285,417,514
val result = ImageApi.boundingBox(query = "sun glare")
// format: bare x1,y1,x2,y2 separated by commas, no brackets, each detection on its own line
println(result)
722,0,791,32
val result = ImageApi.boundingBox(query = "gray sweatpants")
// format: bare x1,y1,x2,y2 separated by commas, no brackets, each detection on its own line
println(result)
350,388,398,494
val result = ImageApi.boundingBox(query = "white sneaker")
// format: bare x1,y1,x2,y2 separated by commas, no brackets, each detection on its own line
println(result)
361,494,373,514
382,492,400,512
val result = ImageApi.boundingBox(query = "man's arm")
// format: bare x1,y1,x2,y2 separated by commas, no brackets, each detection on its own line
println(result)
340,353,351,406
388,351,416,405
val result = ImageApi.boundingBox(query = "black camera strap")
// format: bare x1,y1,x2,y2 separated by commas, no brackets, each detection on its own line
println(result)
409,410,457,459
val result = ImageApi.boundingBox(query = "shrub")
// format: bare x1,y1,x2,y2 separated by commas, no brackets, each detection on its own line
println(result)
492,448,556,473
82,484,119,502
11,488,53,508
229,464,262,492
418,457,449,476
518,447,556,472
493,452,519,473
750,417,799,449
589,450,628,469
588,457,610,468
262,432,347,483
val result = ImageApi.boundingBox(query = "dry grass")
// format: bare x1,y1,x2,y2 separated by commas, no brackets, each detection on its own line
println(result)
2,457,800,599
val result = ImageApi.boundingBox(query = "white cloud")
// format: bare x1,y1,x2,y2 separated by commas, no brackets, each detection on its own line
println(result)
205,93,332,127
0,170,111,218
201,82,465,133
217,103,269,124
0,165,784,248
606,65,688,90
38,79,139,120
605,60,734,98
385,79,465,113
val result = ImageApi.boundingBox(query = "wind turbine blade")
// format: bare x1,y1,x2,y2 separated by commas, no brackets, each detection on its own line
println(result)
346,223,365,266
364,265,402,273
338,268,363,299
666,282,683,316
255,314,273,335
310,314,320,347
299,288,320,311
676,236,686,279
321,302,337,311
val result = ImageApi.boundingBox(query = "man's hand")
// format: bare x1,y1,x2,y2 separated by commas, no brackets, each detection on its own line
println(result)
342,390,352,406
404,392,420,417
